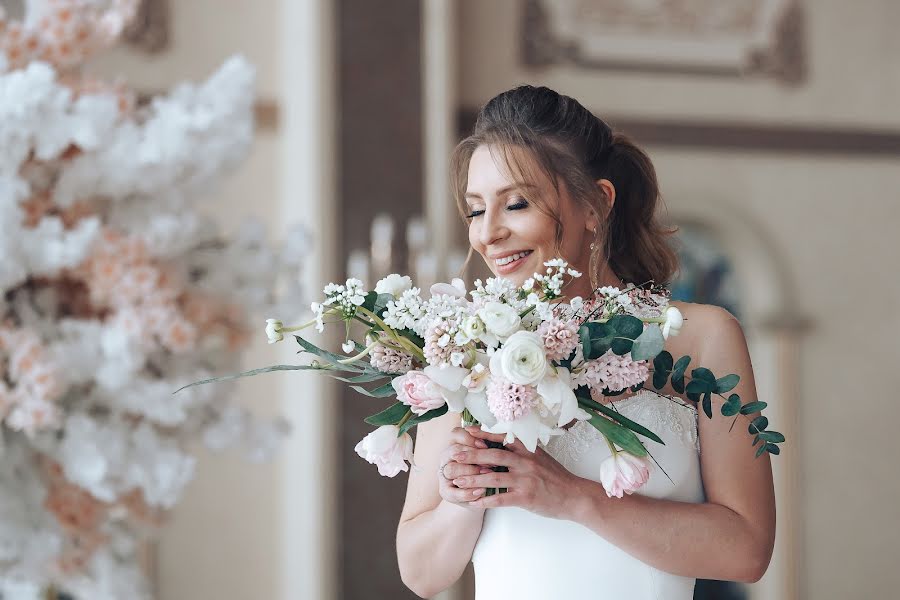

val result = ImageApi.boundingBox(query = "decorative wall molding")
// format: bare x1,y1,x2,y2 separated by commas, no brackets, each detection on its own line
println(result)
522,0,806,85
459,109,900,156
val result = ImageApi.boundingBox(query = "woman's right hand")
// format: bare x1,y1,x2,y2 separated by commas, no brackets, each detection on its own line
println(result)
437,426,493,508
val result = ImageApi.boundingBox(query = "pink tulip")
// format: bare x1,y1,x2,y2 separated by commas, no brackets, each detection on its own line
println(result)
599,452,652,498
391,371,446,415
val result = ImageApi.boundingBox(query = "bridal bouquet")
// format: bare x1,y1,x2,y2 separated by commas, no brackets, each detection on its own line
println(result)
179,259,784,498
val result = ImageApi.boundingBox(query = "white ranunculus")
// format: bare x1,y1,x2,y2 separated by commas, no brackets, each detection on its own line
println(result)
354,425,414,477
265,318,283,344
461,315,486,341
490,330,548,386
477,301,521,339
537,366,591,427
375,274,413,298
662,306,684,339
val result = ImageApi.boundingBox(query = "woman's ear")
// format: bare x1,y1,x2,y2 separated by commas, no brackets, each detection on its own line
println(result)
597,179,616,214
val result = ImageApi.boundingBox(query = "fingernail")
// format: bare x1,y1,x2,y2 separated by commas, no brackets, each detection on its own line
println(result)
475,440,488,448
472,488,484,496
452,451,466,461
479,467,492,474
453,478,466,486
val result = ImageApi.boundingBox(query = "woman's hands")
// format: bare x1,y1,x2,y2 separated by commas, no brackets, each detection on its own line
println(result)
437,426,494,510
450,426,586,520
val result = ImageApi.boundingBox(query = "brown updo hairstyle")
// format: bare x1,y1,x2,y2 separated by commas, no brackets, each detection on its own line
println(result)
450,85,679,288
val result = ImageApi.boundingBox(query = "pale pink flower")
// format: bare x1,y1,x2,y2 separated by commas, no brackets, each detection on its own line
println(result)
486,377,538,422
354,425,414,477
537,318,580,361
391,371,445,415
575,350,650,396
423,319,465,366
599,452,652,498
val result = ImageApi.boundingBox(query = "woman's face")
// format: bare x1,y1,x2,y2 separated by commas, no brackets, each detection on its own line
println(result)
465,145,595,293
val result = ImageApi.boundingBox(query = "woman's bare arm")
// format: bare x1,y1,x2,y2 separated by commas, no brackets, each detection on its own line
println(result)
396,411,488,598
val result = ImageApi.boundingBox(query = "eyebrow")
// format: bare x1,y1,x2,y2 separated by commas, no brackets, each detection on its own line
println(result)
464,183,538,201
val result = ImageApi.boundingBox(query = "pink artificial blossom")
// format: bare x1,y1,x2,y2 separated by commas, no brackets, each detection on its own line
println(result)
486,377,538,421
537,318,580,361
370,336,414,374
599,452,652,498
354,425,414,477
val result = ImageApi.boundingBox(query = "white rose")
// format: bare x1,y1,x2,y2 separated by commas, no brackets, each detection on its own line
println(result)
662,306,684,339
354,425,414,477
477,301,521,339
490,330,548,386
375,274,413,298
265,319,283,344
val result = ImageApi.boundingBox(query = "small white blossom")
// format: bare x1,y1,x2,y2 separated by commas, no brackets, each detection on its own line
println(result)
265,319,283,343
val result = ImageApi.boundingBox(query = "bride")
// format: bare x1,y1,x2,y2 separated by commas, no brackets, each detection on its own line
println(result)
396,85,776,599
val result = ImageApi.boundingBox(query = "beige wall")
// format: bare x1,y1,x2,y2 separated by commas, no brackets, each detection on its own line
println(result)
459,0,900,128
458,1,900,598
87,2,285,599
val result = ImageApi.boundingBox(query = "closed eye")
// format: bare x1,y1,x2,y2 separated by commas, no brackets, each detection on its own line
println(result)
465,199,529,220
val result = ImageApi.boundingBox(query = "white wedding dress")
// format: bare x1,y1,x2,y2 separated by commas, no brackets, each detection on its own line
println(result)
472,389,705,599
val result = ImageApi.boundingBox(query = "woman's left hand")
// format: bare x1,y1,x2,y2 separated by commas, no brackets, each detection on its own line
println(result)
449,425,586,520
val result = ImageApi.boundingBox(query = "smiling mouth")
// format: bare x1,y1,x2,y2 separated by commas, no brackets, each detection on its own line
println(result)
494,250,533,271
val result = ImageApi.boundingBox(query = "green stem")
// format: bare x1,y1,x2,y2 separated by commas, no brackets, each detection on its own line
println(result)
603,433,619,456
336,339,379,365
397,409,414,429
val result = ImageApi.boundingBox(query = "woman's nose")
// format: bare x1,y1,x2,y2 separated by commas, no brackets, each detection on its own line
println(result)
478,208,509,247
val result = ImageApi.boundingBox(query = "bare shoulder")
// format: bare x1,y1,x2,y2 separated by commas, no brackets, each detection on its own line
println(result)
668,300,743,362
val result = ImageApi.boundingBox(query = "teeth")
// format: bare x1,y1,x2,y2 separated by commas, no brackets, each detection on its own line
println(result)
496,251,531,266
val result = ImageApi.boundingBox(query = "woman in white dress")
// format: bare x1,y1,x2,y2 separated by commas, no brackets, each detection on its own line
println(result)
396,85,776,599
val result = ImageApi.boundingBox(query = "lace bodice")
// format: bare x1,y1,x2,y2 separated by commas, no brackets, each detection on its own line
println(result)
472,389,706,600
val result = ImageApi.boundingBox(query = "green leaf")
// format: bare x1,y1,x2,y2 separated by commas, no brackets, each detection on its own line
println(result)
583,322,614,359
396,328,425,348
755,444,768,458
610,337,633,356
577,395,665,445
294,335,364,372
331,372,389,384
765,443,781,455
351,381,397,398
686,379,712,395
652,351,674,390
587,413,648,457
361,291,379,313
173,363,324,393
691,367,717,385
715,374,740,393
702,392,712,419
671,355,691,393
758,431,785,443
611,315,644,339
632,323,665,361
748,416,769,435
752,434,762,446
721,393,742,416
364,402,409,426
579,325,591,360
739,401,768,415
399,405,449,435
373,293,395,317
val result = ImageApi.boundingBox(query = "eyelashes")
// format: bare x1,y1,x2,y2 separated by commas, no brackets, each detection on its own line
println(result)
465,199,529,220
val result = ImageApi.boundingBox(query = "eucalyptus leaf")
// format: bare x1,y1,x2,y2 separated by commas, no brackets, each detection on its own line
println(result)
610,337,633,356
715,374,740,393
758,431,785,443
671,355,691,393
739,401,768,415
686,379,712,395
721,394,742,417
691,367,716,385
586,413,648,457
611,315,644,339
364,402,409,426
765,443,781,455
749,416,769,434
632,323,665,361
652,351,674,390
702,392,712,419
756,444,768,458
